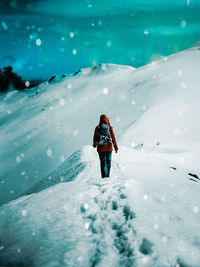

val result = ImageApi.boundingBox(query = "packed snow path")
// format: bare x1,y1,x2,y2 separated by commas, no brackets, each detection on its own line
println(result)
0,146,200,267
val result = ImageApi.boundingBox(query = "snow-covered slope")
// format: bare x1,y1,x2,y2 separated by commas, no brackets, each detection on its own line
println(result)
1,45,200,205
0,44,200,266
0,146,200,266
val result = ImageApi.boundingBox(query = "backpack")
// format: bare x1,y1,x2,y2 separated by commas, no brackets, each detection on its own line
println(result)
97,123,112,146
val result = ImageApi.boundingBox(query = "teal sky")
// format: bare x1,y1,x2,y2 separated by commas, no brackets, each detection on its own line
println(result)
0,0,199,80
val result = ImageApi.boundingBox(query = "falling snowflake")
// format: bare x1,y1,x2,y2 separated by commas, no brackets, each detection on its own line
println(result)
178,71,183,76
83,203,89,210
162,236,167,242
193,207,199,214
106,41,112,47
144,194,148,200
85,222,90,229
131,142,136,148
72,49,77,55
21,171,26,176
181,20,187,28
22,210,27,217
16,156,21,163
69,32,74,38
67,83,72,89
36,39,42,46
25,81,30,87
1,21,8,30
59,98,65,106
103,88,109,95
60,156,65,163
74,129,78,136
46,147,53,157
29,33,38,41
144,30,149,35
131,100,136,105
181,82,187,88
154,224,158,230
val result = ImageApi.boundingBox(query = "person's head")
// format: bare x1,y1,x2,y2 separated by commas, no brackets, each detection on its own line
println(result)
99,114,110,125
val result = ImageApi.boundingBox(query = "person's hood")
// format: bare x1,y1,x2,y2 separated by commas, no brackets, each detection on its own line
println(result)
99,114,110,125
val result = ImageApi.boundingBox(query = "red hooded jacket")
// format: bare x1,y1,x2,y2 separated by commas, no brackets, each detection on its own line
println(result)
93,114,118,152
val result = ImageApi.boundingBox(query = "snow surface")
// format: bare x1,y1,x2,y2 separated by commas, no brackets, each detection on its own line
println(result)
0,45,200,266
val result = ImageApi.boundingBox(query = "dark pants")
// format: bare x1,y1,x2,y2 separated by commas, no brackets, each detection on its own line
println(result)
98,151,112,178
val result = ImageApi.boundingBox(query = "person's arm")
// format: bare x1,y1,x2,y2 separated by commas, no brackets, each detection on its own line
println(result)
110,126,118,152
93,127,98,147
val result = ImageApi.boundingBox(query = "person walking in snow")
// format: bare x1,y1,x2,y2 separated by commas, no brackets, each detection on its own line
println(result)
93,114,118,178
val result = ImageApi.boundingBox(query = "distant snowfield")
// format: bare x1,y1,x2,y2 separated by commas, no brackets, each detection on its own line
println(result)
0,46,200,266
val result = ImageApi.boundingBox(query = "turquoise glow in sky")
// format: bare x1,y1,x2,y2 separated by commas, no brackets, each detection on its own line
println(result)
0,0,199,79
